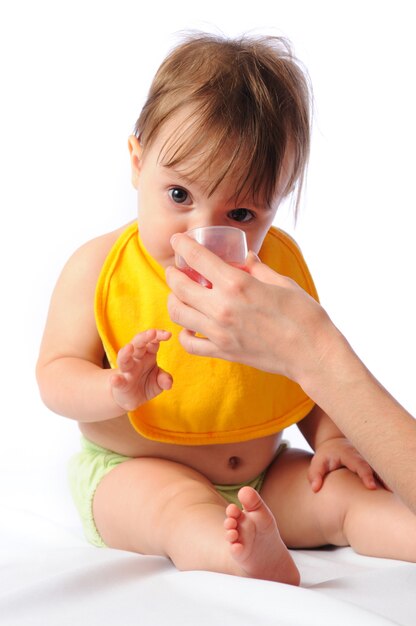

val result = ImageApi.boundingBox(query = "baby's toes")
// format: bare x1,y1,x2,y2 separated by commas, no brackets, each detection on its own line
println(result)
225,503,242,520
224,516,238,531
225,528,239,543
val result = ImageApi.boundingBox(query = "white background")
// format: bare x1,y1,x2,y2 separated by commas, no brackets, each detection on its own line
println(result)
0,0,415,488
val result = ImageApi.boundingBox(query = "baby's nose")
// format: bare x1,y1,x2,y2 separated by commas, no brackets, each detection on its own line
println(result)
189,218,222,230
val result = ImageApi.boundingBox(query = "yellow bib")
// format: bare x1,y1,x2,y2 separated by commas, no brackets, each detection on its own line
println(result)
95,223,318,445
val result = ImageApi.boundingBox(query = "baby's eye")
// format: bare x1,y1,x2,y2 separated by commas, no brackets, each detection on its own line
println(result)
168,187,191,204
228,208,255,223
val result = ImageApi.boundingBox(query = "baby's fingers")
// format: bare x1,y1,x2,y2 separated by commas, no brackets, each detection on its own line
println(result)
307,456,332,492
109,371,129,391
117,343,136,371
144,367,173,401
131,329,172,356
354,460,378,490
156,370,173,391
131,329,171,347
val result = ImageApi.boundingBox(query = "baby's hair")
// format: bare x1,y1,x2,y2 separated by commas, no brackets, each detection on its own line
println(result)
134,32,311,212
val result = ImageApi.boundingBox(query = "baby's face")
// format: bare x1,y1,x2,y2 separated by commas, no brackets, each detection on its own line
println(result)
129,118,293,268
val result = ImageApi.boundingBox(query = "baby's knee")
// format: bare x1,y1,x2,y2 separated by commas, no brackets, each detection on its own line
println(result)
323,466,375,497
315,468,368,545
320,466,376,513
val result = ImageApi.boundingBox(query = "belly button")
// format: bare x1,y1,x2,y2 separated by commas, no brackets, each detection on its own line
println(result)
228,456,241,469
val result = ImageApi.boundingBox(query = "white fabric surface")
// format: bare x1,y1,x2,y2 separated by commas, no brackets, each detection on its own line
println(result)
1,449,415,626
2,4,415,625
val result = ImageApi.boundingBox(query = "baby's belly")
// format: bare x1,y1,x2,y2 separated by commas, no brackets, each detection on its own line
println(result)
79,415,283,485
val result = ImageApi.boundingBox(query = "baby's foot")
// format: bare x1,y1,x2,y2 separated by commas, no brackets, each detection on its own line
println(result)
224,486,300,585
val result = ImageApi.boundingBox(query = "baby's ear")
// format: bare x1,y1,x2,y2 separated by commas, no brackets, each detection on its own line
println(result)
128,135,143,188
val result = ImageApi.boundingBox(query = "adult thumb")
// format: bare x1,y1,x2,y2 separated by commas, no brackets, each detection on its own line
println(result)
246,251,283,285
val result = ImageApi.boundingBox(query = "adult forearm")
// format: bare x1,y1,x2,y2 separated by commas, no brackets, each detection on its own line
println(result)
36,357,124,422
301,332,416,512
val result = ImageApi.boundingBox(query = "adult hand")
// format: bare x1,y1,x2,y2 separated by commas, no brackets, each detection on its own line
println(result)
166,233,336,389
166,234,416,514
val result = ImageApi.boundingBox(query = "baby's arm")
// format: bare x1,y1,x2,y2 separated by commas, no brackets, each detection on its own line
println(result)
36,231,171,422
298,406,378,492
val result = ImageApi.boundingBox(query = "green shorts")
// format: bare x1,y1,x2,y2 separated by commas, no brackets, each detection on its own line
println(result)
68,436,287,548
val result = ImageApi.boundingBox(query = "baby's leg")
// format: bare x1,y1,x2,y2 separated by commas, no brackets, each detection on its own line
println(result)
261,449,416,561
92,457,299,583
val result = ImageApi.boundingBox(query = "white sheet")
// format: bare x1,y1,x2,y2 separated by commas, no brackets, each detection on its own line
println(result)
2,3,416,625
1,439,415,626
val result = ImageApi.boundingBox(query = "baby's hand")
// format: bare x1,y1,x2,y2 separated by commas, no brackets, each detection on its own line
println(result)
308,437,378,492
110,329,172,412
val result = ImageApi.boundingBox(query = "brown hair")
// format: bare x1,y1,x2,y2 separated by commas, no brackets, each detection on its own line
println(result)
134,32,311,211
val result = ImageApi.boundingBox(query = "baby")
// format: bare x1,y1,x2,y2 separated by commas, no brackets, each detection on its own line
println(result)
37,33,416,585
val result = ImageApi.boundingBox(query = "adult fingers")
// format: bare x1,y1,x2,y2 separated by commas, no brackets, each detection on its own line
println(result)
165,264,224,323
170,233,242,286
178,328,222,359
167,292,210,335
247,251,297,289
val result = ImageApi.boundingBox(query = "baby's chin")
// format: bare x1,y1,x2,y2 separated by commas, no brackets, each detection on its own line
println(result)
157,255,176,270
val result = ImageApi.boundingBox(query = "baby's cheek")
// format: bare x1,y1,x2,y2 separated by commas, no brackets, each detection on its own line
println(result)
138,227,173,266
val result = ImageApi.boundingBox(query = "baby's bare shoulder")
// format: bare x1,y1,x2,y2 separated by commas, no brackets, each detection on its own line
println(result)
72,223,129,262
63,223,131,281
47,223,132,306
